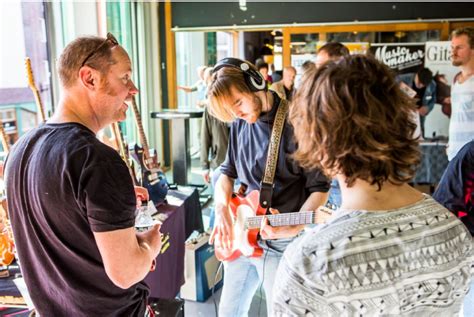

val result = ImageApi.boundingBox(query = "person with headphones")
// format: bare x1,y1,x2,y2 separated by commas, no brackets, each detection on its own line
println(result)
207,58,330,316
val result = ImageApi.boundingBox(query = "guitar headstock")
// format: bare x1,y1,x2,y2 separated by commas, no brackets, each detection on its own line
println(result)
25,57,36,90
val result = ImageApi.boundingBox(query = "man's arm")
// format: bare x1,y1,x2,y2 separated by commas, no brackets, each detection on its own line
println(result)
200,109,212,181
94,224,162,289
209,174,235,251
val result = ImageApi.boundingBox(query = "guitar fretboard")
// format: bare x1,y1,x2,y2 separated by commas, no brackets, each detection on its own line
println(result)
245,211,316,229
130,97,150,154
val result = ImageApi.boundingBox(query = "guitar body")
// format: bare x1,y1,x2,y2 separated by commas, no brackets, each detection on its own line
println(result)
129,143,169,203
215,190,266,262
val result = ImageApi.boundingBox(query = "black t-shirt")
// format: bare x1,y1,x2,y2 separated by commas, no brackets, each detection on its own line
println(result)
412,81,426,108
5,123,148,316
220,92,330,214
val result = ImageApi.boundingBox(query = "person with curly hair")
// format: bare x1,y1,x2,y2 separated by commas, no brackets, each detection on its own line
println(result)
273,55,473,316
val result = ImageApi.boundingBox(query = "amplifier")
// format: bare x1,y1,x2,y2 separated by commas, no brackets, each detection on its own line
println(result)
180,233,223,302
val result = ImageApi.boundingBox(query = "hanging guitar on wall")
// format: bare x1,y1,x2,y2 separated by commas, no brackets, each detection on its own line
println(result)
0,123,15,267
128,97,168,204
25,57,47,123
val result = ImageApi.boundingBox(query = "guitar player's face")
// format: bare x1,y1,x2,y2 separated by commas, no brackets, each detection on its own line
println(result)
96,47,138,123
228,86,263,124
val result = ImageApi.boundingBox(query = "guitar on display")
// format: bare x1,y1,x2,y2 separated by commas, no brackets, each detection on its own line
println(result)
128,97,168,204
25,57,47,123
0,123,15,267
214,190,334,262
111,122,139,186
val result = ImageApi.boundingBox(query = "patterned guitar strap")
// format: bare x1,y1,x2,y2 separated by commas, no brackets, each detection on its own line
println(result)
259,98,289,210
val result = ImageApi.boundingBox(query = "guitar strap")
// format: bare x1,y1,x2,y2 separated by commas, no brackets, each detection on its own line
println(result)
259,98,289,209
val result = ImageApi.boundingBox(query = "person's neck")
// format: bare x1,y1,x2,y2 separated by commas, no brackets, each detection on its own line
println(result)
337,175,424,212
460,63,474,80
49,89,102,134
261,90,274,113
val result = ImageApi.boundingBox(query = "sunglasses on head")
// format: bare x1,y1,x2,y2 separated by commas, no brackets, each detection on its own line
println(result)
81,32,119,68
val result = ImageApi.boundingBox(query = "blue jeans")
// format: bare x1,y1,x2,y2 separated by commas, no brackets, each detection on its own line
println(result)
218,238,292,317
208,167,223,229
328,178,342,208
464,278,474,316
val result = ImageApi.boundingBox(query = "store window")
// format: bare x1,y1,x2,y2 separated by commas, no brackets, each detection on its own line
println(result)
0,1,52,155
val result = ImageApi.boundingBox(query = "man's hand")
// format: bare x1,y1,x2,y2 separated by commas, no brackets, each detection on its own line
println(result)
202,170,210,184
418,105,430,116
209,203,234,254
134,186,149,207
260,208,304,240
136,223,163,260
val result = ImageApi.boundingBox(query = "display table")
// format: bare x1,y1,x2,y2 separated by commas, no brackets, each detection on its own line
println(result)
151,109,203,185
0,188,203,307
145,187,203,299
413,141,449,185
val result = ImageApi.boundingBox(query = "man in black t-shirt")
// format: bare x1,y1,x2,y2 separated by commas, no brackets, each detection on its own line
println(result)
5,34,162,316
206,58,330,316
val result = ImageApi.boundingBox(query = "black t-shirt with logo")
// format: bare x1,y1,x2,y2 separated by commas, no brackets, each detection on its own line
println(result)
5,122,148,316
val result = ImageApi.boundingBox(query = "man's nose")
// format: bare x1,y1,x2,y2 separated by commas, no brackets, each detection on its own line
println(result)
129,80,139,95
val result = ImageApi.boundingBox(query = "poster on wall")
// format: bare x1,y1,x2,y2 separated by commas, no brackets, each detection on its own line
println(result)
425,41,457,84
369,43,425,74
423,41,457,138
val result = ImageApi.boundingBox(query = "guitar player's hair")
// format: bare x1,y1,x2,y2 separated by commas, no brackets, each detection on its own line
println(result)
57,36,116,88
208,60,263,123
290,55,421,190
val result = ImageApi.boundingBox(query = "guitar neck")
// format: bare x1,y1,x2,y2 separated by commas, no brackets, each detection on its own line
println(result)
130,97,150,154
245,211,317,229
25,57,47,123
0,123,9,154
111,122,138,186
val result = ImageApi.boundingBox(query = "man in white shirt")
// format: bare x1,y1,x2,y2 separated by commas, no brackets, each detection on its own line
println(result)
448,27,474,160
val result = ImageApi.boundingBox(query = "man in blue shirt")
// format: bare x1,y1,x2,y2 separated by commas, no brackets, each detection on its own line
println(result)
397,68,437,138
206,58,330,316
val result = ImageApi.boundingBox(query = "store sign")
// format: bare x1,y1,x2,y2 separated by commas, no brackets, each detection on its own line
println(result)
425,41,457,84
369,43,425,74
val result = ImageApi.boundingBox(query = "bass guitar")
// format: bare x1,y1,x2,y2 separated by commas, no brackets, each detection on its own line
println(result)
128,97,168,203
214,190,333,262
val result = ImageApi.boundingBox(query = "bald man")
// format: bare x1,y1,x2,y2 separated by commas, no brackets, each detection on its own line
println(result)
270,66,297,101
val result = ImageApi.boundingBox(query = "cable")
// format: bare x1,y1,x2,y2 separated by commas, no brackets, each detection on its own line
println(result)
258,244,269,317
212,261,224,317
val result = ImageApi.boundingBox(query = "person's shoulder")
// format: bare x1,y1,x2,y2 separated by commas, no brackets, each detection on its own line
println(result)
56,123,122,165
456,140,474,161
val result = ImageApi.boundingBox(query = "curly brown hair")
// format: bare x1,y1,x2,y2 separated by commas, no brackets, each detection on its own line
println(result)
290,54,421,190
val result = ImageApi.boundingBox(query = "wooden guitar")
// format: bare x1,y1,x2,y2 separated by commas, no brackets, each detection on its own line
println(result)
0,123,15,266
111,122,139,186
25,57,47,122
214,190,334,262
128,97,168,203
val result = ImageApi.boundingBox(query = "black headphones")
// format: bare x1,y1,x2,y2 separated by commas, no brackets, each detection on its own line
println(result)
212,57,267,92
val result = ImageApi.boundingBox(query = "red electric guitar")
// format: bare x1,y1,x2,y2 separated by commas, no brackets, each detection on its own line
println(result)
214,190,334,262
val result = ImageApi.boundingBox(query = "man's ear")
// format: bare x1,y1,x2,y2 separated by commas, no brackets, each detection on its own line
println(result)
78,66,99,90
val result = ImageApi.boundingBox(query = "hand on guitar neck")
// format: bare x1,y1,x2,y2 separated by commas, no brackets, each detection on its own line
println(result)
259,208,305,240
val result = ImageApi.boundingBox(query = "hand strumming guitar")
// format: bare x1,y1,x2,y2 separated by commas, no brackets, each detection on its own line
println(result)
209,202,234,255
